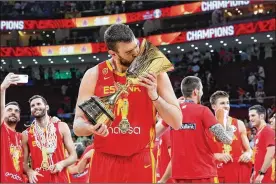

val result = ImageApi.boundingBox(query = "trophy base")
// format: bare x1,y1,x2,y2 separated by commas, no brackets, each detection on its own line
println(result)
78,96,115,126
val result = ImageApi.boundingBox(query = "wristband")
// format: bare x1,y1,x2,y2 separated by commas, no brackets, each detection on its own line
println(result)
152,95,159,101
258,170,266,175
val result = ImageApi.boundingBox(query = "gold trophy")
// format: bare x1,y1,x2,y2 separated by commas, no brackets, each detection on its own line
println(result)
78,39,174,129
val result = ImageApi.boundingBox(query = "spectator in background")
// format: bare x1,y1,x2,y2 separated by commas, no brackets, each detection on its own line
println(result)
61,83,68,96
259,43,265,61
257,65,265,80
250,44,259,62
255,87,266,105
29,36,33,46
265,43,272,59
240,50,249,62
248,72,257,93
39,65,45,80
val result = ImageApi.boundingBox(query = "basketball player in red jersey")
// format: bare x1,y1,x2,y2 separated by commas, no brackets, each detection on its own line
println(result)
269,113,275,130
1,73,25,183
73,24,182,182
22,95,77,183
249,105,275,183
157,76,234,183
68,143,94,183
210,91,252,183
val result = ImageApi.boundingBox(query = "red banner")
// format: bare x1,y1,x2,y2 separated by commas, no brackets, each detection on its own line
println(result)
1,18,274,57
0,1,252,30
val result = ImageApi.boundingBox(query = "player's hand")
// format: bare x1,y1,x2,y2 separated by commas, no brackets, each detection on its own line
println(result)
178,96,185,103
250,171,255,183
254,174,264,183
214,153,233,163
238,151,251,163
89,123,109,137
51,161,65,174
138,72,158,101
215,108,228,128
0,73,19,91
27,169,43,183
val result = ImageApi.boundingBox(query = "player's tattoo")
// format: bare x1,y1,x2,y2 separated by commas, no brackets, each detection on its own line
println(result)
209,124,234,145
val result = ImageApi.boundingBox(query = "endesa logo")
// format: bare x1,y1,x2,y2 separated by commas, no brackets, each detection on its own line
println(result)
108,126,141,135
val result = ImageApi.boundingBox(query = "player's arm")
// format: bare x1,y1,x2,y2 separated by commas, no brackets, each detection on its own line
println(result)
77,149,94,173
156,119,169,138
259,129,275,174
140,72,182,130
0,82,6,124
68,149,94,174
22,131,43,183
159,147,172,183
237,120,252,163
73,66,108,137
203,108,233,145
209,124,233,145
57,122,77,169
159,161,172,183
259,146,275,174
22,132,31,174
0,73,19,123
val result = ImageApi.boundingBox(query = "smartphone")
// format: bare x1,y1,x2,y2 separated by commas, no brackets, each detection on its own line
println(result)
15,74,29,83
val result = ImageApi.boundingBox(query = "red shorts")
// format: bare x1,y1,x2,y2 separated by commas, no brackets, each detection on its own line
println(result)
174,177,219,183
217,161,252,183
89,149,156,182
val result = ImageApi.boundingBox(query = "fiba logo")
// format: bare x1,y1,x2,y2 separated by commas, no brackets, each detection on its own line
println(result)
153,9,162,18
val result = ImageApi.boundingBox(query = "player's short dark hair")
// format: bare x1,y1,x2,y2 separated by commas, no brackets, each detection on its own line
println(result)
29,95,48,105
181,76,202,98
210,91,229,105
104,24,135,51
75,143,85,159
5,101,21,112
249,105,266,119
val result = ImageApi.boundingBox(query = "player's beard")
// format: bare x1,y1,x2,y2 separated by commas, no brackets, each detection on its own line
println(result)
5,115,19,127
32,108,46,119
117,54,133,67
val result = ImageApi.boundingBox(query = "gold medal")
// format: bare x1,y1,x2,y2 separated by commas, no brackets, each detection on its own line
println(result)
41,147,49,170
119,119,130,133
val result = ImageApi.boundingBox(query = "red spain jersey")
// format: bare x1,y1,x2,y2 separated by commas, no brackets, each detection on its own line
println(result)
253,125,275,183
0,123,24,183
93,60,156,156
26,118,70,183
168,101,218,179
158,129,173,183
215,118,244,173
212,117,252,183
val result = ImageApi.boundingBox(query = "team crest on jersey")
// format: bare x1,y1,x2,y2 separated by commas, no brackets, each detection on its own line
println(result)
102,68,108,75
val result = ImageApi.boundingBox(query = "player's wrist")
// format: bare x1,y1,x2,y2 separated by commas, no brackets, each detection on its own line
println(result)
150,91,159,101
0,84,6,91
258,170,266,175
